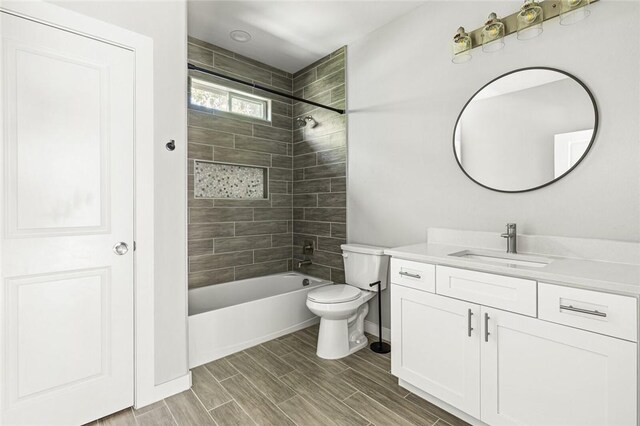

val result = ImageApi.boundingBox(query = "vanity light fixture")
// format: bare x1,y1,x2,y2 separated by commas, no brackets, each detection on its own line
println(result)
451,27,472,64
517,0,544,40
481,13,505,52
560,0,591,25
449,0,598,64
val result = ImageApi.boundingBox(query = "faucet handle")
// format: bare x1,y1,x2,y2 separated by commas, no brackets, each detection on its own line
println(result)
501,223,516,238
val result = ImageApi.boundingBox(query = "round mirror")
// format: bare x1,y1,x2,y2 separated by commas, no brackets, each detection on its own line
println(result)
453,67,598,193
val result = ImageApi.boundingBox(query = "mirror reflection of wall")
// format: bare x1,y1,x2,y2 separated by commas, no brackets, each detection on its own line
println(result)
454,69,596,192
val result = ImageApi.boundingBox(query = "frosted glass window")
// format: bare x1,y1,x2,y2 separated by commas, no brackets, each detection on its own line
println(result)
190,78,270,121
190,82,229,111
231,96,265,119
194,161,268,199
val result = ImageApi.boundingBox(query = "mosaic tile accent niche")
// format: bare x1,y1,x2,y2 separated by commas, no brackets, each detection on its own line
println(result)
194,160,268,199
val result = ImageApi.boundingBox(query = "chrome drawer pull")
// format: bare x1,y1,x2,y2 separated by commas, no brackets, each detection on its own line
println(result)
399,271,421,279
560,304,607,317
484,313,490,342
467,309,474,337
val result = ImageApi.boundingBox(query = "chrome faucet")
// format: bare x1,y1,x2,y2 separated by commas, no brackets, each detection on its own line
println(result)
297,259,313,268
501,223,517,254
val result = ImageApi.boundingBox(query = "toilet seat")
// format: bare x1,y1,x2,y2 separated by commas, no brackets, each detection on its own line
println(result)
307,284,361,304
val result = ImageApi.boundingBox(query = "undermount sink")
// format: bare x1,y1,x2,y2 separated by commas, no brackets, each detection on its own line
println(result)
448,249,551,268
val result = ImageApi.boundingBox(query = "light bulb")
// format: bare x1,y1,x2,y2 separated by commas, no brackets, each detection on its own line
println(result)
521,8,539,24
482,13,505,53
560,0,591,25
517,1,544,40
486,24,500,37
451,27,472,64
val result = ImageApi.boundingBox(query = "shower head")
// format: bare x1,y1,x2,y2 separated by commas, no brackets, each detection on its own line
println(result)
296,115,318,129
295,117,307,128
304,116,318,128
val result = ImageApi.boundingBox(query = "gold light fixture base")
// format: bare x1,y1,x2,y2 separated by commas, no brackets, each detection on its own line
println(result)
465,0,596,50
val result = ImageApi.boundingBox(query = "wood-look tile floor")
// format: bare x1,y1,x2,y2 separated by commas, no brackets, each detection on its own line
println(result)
94,324,469,426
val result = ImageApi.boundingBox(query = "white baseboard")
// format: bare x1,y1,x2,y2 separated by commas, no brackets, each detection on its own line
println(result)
135,372,191,409
364,320,391,342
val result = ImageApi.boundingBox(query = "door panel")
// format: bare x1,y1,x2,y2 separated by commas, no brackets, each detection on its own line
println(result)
391,285,481,418
481,307,637,426
1,12,134,425
8,43,108,234
9,269,108,398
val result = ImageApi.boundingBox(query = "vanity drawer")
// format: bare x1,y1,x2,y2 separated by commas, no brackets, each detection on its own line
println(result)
538,283,637,342
435,266,537,316
390,259,435,292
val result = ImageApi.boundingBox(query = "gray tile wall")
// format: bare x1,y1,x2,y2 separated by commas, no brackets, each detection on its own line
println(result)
187,37,294,289
187,38,347,289
291,47,348,282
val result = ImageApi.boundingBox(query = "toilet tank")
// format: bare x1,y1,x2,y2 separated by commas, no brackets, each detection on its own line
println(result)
341,244,390,291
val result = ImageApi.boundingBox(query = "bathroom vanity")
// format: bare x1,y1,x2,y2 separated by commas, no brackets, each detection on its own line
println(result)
386,230,640,426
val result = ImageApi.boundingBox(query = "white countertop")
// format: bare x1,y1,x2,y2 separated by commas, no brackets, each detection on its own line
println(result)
385,243,640,296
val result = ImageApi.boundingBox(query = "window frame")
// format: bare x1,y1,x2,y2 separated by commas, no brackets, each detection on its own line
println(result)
189,77,272,122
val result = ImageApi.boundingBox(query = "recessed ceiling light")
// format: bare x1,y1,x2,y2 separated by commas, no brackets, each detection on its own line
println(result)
230,30,251,43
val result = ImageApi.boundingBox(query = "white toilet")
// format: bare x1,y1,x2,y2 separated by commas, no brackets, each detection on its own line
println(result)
306,244,389,359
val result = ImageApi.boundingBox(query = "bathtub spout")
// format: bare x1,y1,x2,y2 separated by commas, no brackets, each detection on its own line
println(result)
297,259,313,268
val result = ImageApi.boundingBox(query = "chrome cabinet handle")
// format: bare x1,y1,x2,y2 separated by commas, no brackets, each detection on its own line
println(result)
399,271,421,279
560,304,607,317
467,309,474,337
113,242,129,256
484,313,490,342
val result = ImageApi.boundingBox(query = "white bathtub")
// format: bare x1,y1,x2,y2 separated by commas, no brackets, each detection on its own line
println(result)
188,272,331,367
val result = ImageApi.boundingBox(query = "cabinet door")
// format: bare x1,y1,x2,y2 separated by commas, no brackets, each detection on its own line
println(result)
391,285,481,418
481,307,637,426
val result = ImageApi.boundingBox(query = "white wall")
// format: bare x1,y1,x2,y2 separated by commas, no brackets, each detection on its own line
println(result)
347,1,640,328
51,1,188,385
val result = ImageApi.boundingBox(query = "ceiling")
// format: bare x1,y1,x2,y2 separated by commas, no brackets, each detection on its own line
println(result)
187,1,424,74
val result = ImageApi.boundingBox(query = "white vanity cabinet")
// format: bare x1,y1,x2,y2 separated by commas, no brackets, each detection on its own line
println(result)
390,258,638,426
391,285,481,418
481,306,636,426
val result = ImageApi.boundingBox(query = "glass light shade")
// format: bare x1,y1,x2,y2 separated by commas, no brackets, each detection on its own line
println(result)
517,1,544,40
560,0,591,25
482,13,505,53
451,27,472,64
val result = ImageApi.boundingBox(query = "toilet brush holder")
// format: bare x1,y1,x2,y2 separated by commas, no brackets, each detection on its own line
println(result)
369,280,391,354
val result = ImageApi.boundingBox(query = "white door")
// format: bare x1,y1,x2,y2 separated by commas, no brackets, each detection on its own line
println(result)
391,286,481,418
1,12,135,425
481,307,637,426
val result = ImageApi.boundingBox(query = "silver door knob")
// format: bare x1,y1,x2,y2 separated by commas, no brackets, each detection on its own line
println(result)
113,242,129,255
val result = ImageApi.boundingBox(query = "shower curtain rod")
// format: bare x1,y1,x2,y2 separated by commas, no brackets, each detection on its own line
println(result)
188,63,346,115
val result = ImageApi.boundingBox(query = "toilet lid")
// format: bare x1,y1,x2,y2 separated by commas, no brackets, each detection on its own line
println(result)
308,284,361,304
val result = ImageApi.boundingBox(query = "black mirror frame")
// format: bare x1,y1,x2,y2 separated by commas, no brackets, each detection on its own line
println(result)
452,67,599,193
